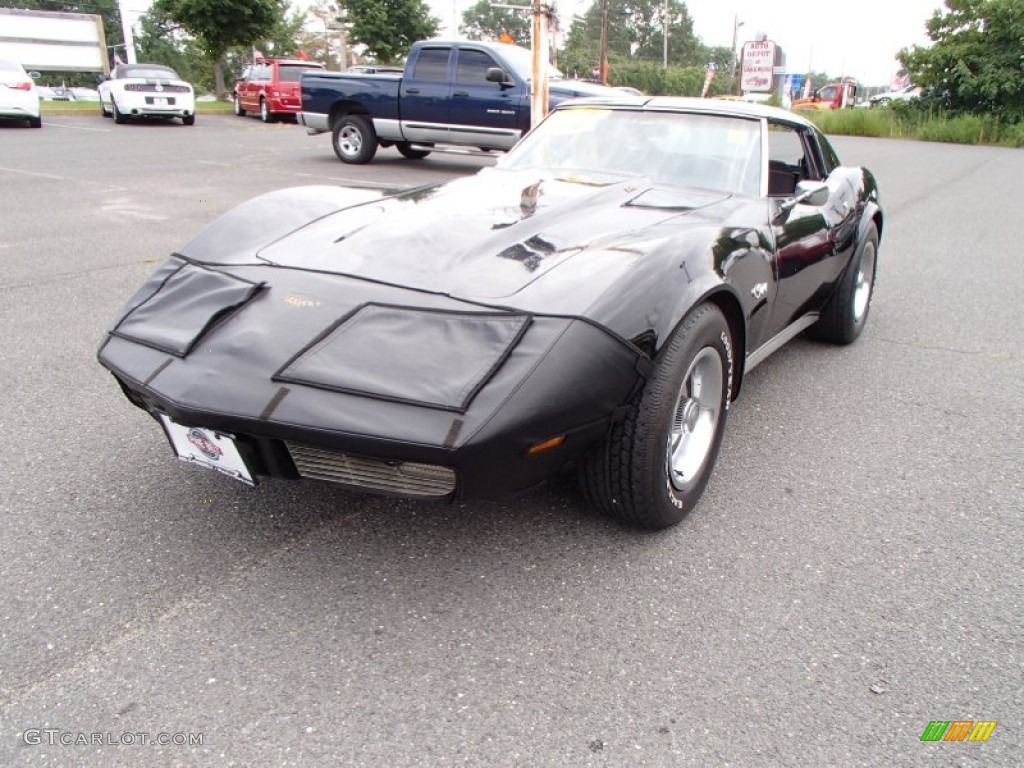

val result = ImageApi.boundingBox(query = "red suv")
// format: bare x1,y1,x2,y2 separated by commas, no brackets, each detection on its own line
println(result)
233,59,325,122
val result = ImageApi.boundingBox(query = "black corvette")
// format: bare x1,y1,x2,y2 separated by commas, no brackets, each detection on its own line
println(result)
98,97,882,529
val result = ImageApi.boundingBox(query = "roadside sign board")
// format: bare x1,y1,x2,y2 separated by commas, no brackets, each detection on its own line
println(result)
0,8,107,73
740,40,776,93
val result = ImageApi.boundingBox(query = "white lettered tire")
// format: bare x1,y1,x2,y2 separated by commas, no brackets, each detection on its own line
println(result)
580,303,733,529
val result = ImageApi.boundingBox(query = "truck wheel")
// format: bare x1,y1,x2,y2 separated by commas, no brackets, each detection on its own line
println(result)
396,142,431,160
233,93,245,116
807,223,878,345
579,303,733,529
332,115,377,164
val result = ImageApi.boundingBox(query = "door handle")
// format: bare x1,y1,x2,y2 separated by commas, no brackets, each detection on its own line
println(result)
453,91,469,98
405,88,420,95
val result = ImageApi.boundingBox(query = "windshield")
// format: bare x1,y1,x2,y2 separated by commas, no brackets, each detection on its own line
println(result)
279,64,324,82
500,108,762,196
499,46,564,80
122,66,180,80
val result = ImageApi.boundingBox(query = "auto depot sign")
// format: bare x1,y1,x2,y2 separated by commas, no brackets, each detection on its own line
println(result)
740,39,777,93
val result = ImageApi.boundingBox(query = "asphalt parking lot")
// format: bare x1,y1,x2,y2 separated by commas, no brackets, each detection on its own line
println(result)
1,114,1021,767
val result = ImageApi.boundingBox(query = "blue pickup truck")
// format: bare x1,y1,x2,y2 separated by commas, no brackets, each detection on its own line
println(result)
300,40,620,163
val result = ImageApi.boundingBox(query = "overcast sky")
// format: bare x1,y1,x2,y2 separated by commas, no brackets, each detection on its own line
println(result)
429,0,945,85
122,0,946,86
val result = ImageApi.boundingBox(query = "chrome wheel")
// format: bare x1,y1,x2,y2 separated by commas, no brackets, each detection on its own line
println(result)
667,346,724,492
853,239,876,322
336,124,363,158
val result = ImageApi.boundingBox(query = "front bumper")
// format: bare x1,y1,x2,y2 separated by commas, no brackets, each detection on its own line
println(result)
99,258,645,500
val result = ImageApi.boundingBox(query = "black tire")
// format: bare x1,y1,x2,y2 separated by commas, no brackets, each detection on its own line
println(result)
580,304,734,530
807,223,878,345
396,142,431,160
28,116,42,128
182,114,195,126
233,93,245,116
101,100,111,118
112,99,127,124
260,98,273,123
331,114,377,164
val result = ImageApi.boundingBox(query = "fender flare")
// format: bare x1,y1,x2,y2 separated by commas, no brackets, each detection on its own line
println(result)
659,276,749,401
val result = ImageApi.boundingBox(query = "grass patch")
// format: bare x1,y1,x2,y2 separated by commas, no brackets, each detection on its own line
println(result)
802,107,1024,147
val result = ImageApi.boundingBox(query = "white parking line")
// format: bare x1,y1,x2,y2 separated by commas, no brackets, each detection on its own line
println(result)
39,119,110,133
0,166,66,181
292,171,398,189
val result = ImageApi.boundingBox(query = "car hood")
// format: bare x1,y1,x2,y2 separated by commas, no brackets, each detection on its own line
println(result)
254,168,731,301
549,79,625,99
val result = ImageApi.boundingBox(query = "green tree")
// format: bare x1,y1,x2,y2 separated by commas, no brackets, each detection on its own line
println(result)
899,0,1024,118
257,5,309,59
134,9,215,91
560,0,705,79
701,45,731,73
153,0,282,98
460,0,531,44
303,0,346,68
803,70,846,91
344,0,440,63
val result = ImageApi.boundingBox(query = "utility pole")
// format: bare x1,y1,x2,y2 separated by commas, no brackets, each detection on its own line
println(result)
494,2,550,126
662,0,668,69
530,1,550,127
116,0,137,63
326,18,348,70
599,0,609,83
730,14,744,95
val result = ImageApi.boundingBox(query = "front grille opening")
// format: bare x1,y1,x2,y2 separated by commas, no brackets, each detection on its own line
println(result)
287,443,456,498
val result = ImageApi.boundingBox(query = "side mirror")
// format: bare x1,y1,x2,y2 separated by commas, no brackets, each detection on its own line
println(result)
772,180,830,224
486,67,511,86
794,180,830,207
28,71,40,80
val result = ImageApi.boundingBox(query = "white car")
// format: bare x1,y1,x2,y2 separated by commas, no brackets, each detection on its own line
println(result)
870,85,921,107
0,60,41,128
98,63,195,125
69,87,100,102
